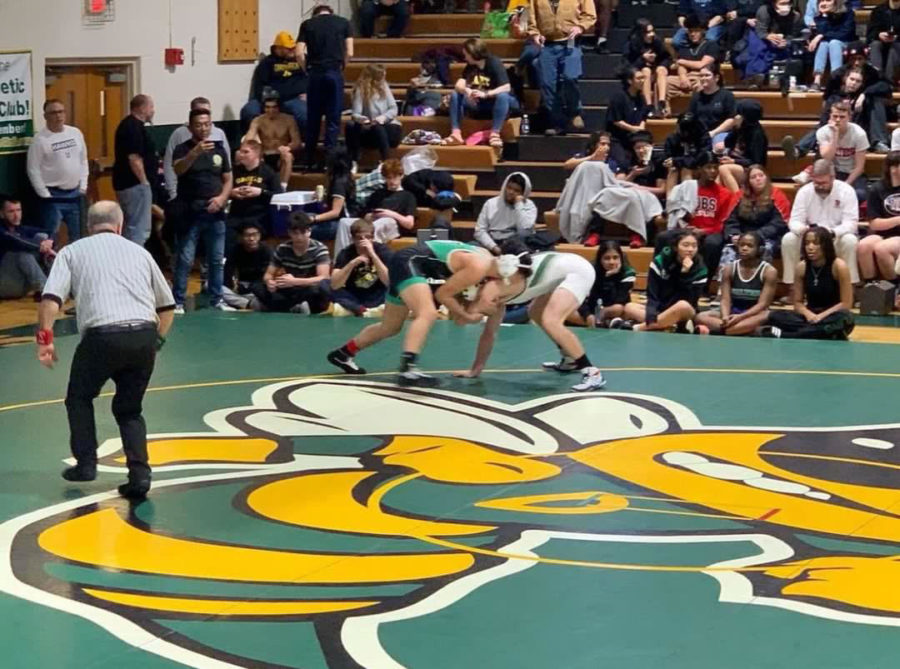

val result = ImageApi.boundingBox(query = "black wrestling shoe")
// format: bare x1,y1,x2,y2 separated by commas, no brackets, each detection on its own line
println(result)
397,369,440,387
118,480,150,499
62,463,97,482
327,349,367,374
541,358,578,373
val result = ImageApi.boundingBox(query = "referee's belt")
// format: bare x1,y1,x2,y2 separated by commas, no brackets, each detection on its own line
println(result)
86,321,156,335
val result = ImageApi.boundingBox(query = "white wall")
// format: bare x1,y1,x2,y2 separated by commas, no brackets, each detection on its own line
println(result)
0,0,353,126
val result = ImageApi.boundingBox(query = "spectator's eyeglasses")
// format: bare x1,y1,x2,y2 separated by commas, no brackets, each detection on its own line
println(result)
353,233,375,240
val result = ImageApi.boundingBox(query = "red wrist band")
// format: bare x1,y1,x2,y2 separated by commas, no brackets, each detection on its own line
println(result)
36,329,53,346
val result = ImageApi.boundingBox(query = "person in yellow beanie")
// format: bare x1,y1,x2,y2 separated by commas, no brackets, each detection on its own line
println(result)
239,30,308,133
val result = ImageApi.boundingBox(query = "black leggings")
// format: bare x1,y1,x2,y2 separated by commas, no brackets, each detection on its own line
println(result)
767,309,855,340
346,121,403,161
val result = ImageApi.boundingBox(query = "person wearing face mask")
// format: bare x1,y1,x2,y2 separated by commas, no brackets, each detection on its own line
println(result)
740,0,805,83
868,0,900,82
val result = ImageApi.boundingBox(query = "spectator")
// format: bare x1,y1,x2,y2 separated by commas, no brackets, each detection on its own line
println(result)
783,159,859,287
688,62,737,152
113,94,157,246
696,230,778,335
346,64,402,163
606,66,651,169
359,0,409,38
297,4,353,170
330,218,391,317
163,97,231,203
563,131,618,171
443,38,518,150
809,0,856,91
527,0,596,136
816,100,870,203
244,95,302,189
0,196,52,299
171,109,234,313
724,0,764,53
577,240,645,328
858,151,900,281
673,0,727,49
663,112,713,189
227,140,282,251
636,230,709,331
718,99,768,188
747,0,805,83
625,19,671,117
594,0,618,53
618,131,668,199
335,159,416,254
26,99,88,244
402,168,458,214
763,226,855,339
222,222,272,310
868,0,900,82
719,164,789,269
240,31,307,133
669,16,722,98
261,212,331,313
474,172,537,254
310,148,358,241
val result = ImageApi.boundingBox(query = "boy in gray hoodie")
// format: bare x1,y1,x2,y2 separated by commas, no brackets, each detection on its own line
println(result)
473,172,537,254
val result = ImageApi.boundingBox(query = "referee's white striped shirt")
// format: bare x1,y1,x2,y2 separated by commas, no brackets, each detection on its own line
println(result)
42,231,175,332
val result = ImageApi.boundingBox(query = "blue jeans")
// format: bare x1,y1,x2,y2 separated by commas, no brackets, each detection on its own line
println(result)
240,97,308,133
538,43,584,130
40,187,82,243
117,183,153,246
671,23,725,48
305,69,344,164
0,238,48,299
517,42,542,90
359,0,409,37
172,211,226,306
449,91,519,133
814,39,844,74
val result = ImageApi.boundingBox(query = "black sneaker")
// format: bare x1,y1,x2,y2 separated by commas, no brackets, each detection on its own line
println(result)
781,135,797,161
608,317,625,329
620,319,636,331
62,464,97,482
118,480,150,500
758,325,783,338
327,349,367,375
541,358,578,373
397,370,440,387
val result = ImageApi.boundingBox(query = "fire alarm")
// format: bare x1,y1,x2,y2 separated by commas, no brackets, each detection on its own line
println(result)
165,48,185,67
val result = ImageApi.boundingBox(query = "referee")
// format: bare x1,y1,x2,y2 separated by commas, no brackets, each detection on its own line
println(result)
36,201,175,499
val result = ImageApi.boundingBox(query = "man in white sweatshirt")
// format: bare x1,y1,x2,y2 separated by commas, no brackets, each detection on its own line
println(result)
474,172,537,254
26,99,88,244
783,159,860,284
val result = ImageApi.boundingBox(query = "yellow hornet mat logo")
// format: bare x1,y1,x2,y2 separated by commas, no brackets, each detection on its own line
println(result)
5,379,900,668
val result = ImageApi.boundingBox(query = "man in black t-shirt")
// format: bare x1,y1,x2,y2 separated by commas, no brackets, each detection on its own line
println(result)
297,4,353,168
227,139,282,251
331,219,391,316
444,38,519,148
113,94,157,246
359,0,409,38
668,16,721,96
223,222,273,310
606,67,651,170
171,109,234,313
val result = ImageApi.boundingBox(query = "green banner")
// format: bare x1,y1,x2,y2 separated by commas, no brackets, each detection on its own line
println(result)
0,51,32,155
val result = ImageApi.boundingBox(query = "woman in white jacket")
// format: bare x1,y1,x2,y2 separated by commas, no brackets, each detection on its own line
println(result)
473,172,537,254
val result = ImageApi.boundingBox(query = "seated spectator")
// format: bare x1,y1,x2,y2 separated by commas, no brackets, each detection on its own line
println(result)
618,131,668,199
576,240,645,328
0,196,52,299
718,99,768,189
163,97,231,204
816,100,870,203
696,230,778,335
240,32,307,133
763,226,855,339
359,0,409,38
330,218,391,317
443,38,518,150
809,0,856,91
346,64,402,164
222,222,272,310
244,96,301,190
720,164,790,269
606,66,651,169
669,15,722,98
688,63,737,152
261,212,331,313
663,113,713,190
783,159,859,287
309,148,358,241
227,140,282,252
563,131,619,171
402,168,459,214
474,172,537,254
334,159,416,254
746,0,805,83
673,0,727,49
858,151,900,281
868,0,900,83
636,230,709,331
724,0,764,54
625,19,671,117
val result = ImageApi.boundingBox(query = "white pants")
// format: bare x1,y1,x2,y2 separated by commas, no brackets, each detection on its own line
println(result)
781,231,859,284
334,216,398,256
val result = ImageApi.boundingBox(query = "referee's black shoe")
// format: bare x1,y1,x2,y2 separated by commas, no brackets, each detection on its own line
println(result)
118,480,150,500
62,463,97,482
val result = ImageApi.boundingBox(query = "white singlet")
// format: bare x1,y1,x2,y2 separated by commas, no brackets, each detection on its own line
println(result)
506,252,596,305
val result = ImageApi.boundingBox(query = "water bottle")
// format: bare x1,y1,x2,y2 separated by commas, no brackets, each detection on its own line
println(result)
520,114,530,135
593,299,604,322
789,76,797,91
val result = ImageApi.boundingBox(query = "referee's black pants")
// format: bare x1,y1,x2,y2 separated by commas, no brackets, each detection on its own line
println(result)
65,325,157,484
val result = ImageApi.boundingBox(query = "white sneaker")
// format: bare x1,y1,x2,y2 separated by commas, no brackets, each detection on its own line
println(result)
212,302,237,312
571,367,607,392
364,304,385,318
173,305,185,315
792,169,811,185
332,303,354,317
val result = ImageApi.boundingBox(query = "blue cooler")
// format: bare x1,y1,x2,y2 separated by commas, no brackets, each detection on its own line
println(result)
270,191,322,236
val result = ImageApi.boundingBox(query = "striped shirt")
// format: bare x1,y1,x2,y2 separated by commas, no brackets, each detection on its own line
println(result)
272,240,330,277
42,231,175,331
